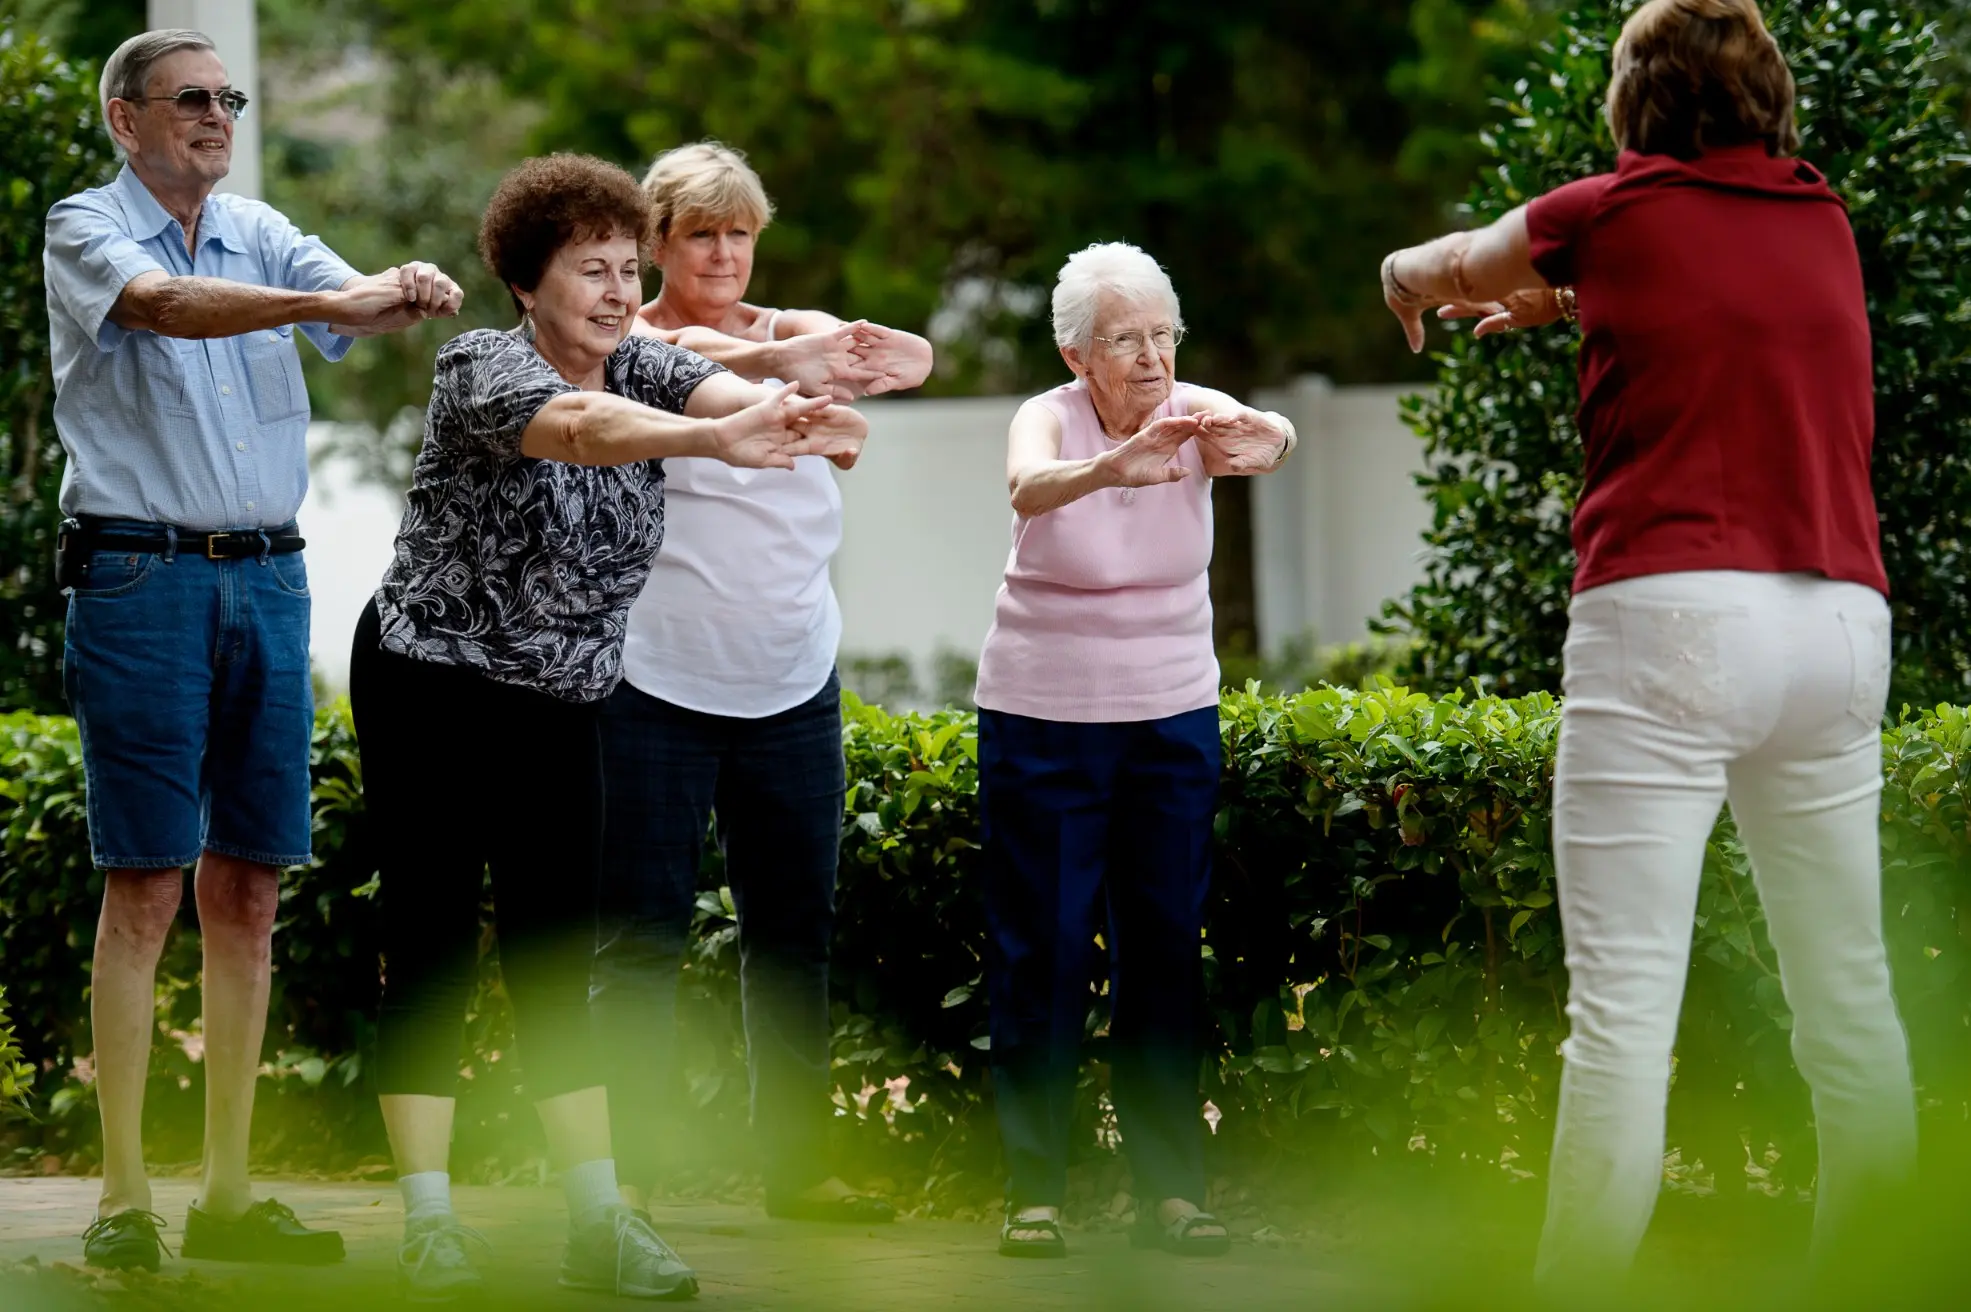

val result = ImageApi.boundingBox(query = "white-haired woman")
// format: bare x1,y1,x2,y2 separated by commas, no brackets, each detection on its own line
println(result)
976,242,1294,1259
591,142,932,1223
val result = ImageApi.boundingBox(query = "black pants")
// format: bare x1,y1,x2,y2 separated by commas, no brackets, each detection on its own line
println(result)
592,673,844,1200
350,599,605,1101
978,705,1220,1209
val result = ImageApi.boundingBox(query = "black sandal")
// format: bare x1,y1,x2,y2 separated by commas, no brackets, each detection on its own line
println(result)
763,1193,896,1224
1130,1208,1231,1257
998,1208,1067,1259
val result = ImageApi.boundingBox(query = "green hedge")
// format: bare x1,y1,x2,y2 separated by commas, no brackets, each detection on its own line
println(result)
4,688,1970,1190
0,984,31,1119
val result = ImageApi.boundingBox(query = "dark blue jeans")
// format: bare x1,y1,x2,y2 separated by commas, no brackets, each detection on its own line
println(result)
63,521,313,869
593,673,845,1199
978,704,1221,1209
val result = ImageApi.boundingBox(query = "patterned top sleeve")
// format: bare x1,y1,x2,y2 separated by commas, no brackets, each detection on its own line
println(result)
612,334,729,414
429,329,579,461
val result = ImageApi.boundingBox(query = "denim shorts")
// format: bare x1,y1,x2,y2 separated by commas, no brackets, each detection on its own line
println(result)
61,521,314,869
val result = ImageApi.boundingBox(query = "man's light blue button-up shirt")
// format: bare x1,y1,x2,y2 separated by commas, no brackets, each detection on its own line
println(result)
44,164,360,530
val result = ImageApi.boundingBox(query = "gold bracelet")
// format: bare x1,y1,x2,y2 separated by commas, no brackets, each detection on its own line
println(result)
1449,242,1478,304
1381,253,1429,308
1555,286,1579,323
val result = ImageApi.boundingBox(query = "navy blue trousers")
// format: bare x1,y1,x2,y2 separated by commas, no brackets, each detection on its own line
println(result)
591,673,844,1201
978,704,1220,1209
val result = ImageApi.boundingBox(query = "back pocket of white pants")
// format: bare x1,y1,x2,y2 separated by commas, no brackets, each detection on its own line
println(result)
1840,607,1892,729
1614,600,1738,724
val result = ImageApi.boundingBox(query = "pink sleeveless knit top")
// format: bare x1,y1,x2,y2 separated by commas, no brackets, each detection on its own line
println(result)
973,379,1219,723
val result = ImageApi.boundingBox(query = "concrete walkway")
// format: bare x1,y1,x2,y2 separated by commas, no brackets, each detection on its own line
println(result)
0,1178,1381,1310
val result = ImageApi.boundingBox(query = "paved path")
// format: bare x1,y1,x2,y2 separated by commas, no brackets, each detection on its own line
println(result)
0,1178,1385,1310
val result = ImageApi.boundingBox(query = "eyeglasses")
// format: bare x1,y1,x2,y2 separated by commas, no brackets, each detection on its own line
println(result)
1090,325,1184,357
124,88,250,122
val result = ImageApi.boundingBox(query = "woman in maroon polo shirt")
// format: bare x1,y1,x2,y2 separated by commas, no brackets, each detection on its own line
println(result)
1378,0,1915,1285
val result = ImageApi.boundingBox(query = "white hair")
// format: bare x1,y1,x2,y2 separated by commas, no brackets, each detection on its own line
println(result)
1050,242,1184,351
99,29,217,128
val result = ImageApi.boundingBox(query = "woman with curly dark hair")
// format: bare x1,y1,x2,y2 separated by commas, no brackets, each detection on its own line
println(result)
349,153,865,1302
1377,0,1915,1288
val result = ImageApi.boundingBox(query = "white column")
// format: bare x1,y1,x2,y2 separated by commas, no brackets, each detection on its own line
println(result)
147,0,260,199
1251,376,1330,652
1251,377,1436,651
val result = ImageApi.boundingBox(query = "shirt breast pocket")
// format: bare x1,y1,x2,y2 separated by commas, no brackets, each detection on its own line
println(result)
241,327,309,424
136,335,198,415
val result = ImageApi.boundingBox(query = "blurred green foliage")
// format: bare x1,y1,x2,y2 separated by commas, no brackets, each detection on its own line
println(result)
8,685,1971,1203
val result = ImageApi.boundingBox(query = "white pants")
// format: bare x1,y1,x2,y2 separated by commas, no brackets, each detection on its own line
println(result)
1535,571,1916,1283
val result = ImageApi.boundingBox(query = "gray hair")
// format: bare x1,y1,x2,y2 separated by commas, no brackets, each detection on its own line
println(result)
99,29,218,127
1050,242,1184,351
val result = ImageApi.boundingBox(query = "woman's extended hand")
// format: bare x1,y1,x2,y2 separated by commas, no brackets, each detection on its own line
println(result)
1380,214,1547,351
1436,287,1564,338
710,382,837,469
1097,414,1201,488
789,396,870,470
777,323,884,398
1196,408,1290,475
849,322,935,396
1381,250,1435,354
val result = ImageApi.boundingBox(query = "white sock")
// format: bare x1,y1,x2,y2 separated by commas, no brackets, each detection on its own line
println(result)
562,1159,621,1230
398,1171,453,1224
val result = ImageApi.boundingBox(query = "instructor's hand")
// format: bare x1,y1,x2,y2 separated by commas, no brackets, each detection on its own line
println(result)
1436,287,1563,338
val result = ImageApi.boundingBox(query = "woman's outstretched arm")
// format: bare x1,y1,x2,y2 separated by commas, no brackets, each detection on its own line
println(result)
1381,207,1553,353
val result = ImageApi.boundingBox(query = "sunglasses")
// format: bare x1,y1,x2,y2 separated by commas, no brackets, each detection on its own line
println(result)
126,88,250,122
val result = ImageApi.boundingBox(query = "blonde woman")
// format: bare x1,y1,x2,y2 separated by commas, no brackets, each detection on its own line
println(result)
592,142,932,1222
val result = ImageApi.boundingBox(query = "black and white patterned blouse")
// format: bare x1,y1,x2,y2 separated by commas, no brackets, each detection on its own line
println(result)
373,327,726,702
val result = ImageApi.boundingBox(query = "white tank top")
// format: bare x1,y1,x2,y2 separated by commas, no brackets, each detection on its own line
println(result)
620,312,844,717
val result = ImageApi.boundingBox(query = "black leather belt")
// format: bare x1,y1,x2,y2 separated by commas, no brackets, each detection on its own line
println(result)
63,519,306,559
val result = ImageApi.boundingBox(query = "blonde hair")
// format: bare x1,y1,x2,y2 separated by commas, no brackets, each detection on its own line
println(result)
1050,242,1184,351
641,141,774,242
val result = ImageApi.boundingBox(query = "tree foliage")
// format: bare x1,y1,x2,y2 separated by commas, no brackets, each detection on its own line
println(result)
0,32,116,714
1388,2,1971,703
348,0,1447,393
265,0,1551,647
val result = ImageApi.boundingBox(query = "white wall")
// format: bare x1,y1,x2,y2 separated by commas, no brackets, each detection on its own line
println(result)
828,396,1020,675
828,379,1435,684
301,381,1436,694
1250,379,1434,652
301,428,403,692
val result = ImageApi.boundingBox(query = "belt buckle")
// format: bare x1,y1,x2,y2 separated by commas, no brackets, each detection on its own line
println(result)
204,533,227,560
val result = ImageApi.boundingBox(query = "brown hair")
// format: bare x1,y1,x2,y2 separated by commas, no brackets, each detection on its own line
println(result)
641,141,774,245
478,154,654,314
1608,0,1800,159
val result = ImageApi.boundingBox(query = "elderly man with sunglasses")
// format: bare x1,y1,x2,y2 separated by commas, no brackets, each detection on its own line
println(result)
44,29,463,1274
